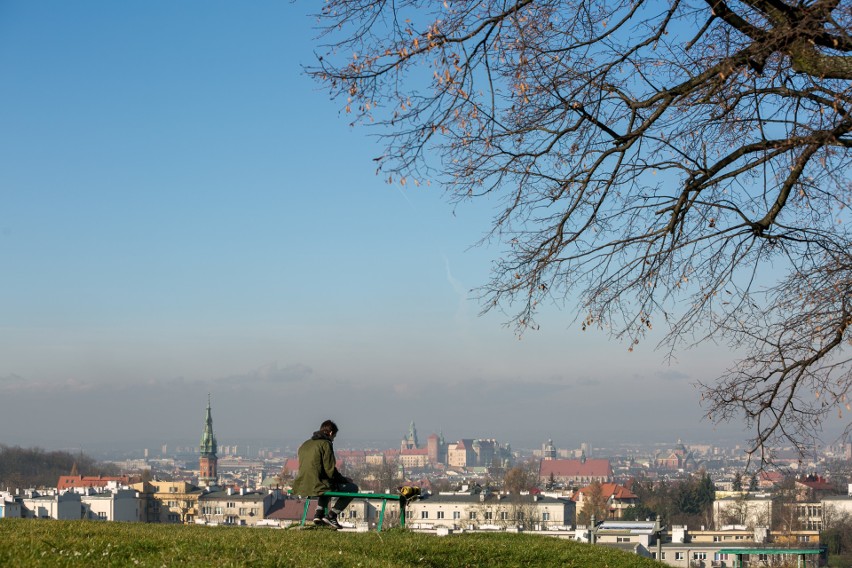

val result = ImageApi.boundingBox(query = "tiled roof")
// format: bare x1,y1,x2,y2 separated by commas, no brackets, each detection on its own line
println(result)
539,459,613,478
282,458,300,474
796,476,834,491
400,448,429,455
572,482,637,502
337,450,367,458
57,475,131,490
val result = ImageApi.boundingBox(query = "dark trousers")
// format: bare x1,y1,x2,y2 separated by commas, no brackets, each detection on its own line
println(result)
317,480,359,514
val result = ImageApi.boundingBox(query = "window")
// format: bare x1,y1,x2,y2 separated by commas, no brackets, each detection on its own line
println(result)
542,512,550,521
469,512,477,520
437,511,445,519
421,511,428,519
517,512,524,521
713,536,721,542
167,513,180,522
616,537,630,543
693,552,707,560
674,552,684,560
484,511,493,520
239,508,247,516
215,507,223,515
714,553,729,561
97,512,107,520
500,511,508,520
227,502,235,508
453,511,460,520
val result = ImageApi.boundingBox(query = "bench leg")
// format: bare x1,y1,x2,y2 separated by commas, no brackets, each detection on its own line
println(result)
301,498,311,526
378,499,386,532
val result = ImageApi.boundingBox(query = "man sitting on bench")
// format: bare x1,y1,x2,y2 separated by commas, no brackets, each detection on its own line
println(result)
292,419,359,529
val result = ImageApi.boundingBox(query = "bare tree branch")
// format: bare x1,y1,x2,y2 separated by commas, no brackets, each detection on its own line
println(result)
307,0,852,459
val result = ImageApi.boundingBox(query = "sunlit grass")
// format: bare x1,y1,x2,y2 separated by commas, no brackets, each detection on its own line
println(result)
0,518,663,567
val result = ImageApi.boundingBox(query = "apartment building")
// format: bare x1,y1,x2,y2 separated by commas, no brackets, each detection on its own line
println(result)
196,488,276,526
19,490,82,520
712,493,773,528
590,521,822,568
80,488,145,522
131,480,204,523
572,482,638,520
406,491,575,531
0,491,23,518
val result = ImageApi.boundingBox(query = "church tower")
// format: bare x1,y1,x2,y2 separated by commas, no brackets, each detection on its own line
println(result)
400,421,419,451
199,395,218,487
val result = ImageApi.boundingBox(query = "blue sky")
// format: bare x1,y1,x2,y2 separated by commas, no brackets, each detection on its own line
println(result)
0,1,768,451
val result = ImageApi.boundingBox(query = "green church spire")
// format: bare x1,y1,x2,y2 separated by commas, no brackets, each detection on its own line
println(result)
199,394,217,457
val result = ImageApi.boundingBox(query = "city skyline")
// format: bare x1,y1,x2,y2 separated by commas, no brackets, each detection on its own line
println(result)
1,2,846,453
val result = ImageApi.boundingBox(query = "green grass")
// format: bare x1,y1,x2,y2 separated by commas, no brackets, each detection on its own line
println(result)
0,519,664,567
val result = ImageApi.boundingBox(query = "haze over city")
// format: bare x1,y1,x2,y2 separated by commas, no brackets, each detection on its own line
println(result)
2,1,842,452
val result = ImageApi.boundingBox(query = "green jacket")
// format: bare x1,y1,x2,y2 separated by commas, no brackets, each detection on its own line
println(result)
292,431,345,497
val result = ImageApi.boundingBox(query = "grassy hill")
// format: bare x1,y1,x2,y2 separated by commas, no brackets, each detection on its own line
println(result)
0,518,664,567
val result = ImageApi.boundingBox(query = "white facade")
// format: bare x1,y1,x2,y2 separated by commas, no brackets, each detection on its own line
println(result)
712,494,772,529
0,491,22,518
20,490,82,520
406,492,574,531
81,489,145,522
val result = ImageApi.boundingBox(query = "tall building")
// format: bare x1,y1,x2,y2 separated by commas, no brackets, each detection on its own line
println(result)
542,439,556,460
198,396,218,486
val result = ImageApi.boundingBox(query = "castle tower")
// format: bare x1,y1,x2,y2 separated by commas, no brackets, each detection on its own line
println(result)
427,433,440,465
400,421,419,451
199,395,218,486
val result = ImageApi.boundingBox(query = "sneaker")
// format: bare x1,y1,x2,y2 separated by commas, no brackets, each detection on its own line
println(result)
322,511,343,530
312,513,325,526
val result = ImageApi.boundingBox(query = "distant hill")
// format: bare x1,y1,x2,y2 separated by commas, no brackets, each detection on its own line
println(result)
0,445,118,490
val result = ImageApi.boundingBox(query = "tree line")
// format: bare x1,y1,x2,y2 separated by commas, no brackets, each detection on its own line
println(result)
0,445,118,490
621,472,716,528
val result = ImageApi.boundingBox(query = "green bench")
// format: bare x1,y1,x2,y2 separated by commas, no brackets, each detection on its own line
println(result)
299,491,407,531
